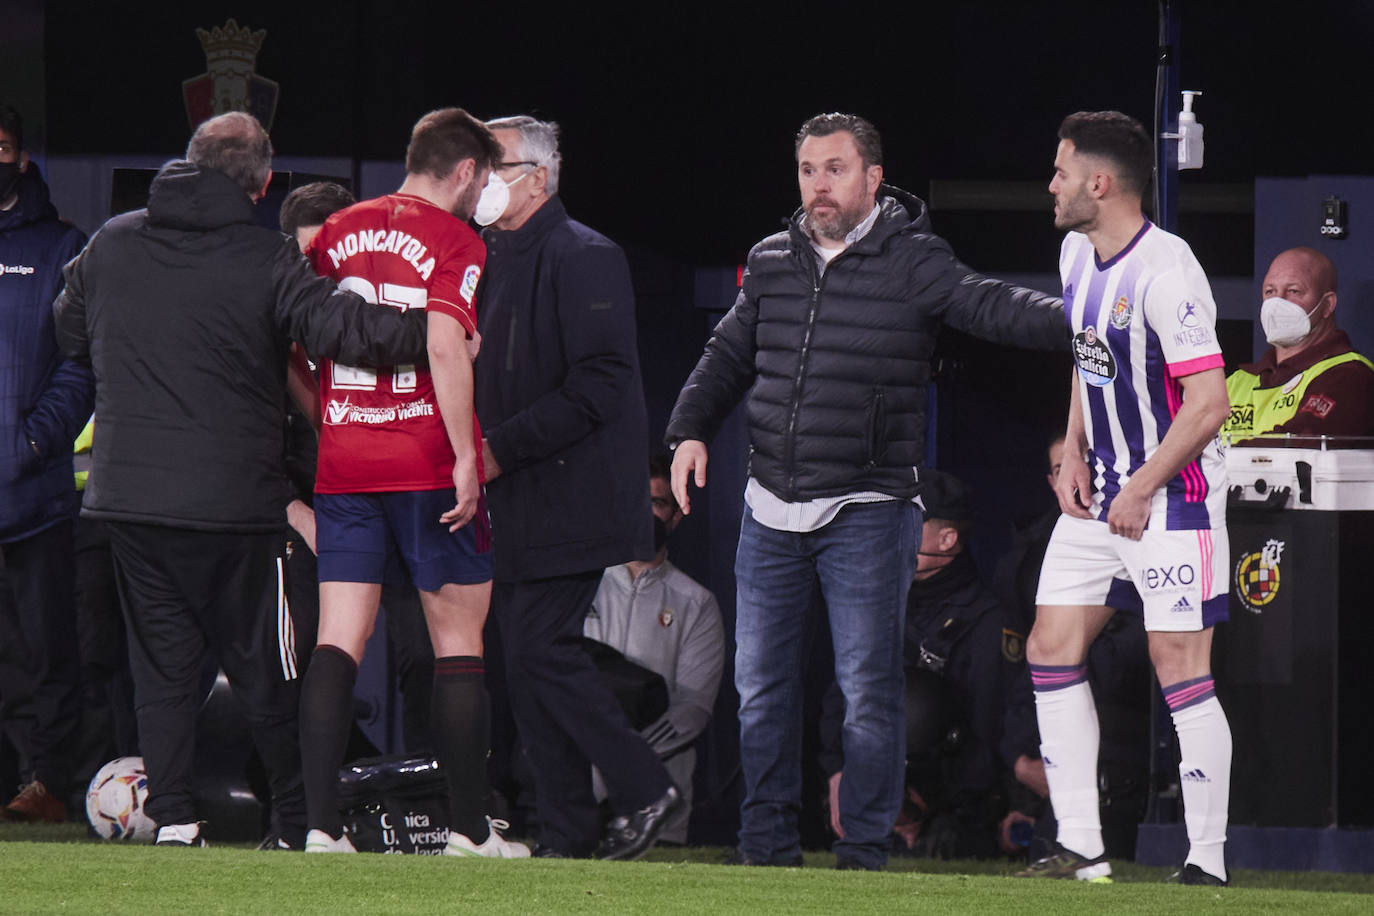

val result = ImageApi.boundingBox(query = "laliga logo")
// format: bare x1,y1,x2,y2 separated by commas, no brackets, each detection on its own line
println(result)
1234,538,1285,613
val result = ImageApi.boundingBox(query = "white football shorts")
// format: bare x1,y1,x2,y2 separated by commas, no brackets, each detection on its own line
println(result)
1036,514,1229,632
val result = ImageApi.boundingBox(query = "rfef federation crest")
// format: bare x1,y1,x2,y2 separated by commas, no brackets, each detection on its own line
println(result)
183,19,279,131
1234,538,1285,613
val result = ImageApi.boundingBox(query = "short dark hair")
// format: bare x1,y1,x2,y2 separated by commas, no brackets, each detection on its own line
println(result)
279,181,356,237
186,112,273,196
406,108,502,181
0,103,23,151
796,112,883,169
1057,110,1152,196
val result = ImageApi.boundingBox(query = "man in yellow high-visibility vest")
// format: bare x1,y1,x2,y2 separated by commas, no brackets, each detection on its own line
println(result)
1222,247,1374,446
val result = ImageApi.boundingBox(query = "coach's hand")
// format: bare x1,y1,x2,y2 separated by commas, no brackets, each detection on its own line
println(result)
441,457,481,532
1106,480,1150,540
1054,451,1094,520
671,440,709,516
481,438,501,483
286,499,317,555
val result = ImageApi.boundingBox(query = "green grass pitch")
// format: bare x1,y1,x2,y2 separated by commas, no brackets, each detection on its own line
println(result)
3,822,1371,914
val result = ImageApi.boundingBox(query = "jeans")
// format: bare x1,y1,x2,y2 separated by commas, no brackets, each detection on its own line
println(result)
734,499,919,868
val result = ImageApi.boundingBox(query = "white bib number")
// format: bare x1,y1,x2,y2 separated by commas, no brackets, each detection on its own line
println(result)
332,277,427,393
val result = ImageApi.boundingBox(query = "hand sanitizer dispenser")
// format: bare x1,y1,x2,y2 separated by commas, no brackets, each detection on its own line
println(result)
1177,90,1204,170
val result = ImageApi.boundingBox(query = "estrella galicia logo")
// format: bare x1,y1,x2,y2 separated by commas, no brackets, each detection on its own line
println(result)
1234,538,1284,614
1109,295,1133,329
1177,300,1200,328
1072,326,1116,387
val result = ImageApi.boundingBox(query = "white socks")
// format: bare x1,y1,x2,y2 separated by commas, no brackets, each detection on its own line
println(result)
1032,670,1104,860
1167,683,1231,882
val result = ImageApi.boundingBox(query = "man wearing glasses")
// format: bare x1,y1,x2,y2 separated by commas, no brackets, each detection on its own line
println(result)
473,116,681,860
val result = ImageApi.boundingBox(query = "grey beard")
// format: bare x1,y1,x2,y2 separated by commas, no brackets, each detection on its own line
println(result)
808,208,860,242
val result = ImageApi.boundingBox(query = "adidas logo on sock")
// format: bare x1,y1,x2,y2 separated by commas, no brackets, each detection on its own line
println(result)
1182,768,1209,783
1170,596,1193,614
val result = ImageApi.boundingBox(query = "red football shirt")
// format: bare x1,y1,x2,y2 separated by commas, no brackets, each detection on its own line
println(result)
306,193,485,493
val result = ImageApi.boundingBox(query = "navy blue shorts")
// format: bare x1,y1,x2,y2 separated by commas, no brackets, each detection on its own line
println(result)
314,489,492,590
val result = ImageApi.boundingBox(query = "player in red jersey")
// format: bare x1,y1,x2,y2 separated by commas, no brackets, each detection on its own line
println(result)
297,109,528,857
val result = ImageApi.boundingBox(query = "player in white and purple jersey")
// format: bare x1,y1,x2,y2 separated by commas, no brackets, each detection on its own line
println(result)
1018,112,1233,887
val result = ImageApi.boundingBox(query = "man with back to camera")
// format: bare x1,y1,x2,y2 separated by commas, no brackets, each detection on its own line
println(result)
1221,246,1374,445
666,112,1065,870
52,111,428,847
1021,111,1232,886
0,101,91,822
296,109,528,858
473,115,681,860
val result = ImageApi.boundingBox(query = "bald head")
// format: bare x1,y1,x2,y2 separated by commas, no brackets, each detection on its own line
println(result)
1261,246,1340,354
186,111,273,197
1265,247,1337,298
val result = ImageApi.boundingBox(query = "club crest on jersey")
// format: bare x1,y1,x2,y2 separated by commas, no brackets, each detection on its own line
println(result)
659,609,675,628
460,264,481,304
1072,326,1117,387
1109,295,1133,329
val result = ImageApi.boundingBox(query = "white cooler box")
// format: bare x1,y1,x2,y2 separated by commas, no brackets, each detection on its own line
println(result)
1226,446,1374,511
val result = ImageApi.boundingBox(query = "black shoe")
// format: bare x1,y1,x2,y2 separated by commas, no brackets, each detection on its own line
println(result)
532,844,570,859
1169,863,1229,886
1015,842,1111,881
835,855,880,871
595,786,684,861
722,847,804,867
255,832,303,851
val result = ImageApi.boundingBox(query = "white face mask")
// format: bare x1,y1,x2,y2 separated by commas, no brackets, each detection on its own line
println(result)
1260,296,1322,348
473,170,529,227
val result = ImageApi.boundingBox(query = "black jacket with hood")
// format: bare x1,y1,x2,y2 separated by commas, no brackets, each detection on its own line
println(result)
53,160,428,532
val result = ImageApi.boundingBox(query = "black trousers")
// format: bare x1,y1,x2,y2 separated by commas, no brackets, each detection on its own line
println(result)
496,571,670,854
0,520,81,793
105,521,304,831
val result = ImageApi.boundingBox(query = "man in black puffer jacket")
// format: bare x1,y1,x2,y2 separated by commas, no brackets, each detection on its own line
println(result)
52,112,427,848
667,113,1064,870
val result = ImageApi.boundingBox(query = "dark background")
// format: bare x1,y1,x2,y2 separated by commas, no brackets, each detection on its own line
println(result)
19,1,1374,272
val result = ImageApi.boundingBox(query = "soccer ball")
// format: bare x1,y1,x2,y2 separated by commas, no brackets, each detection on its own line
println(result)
86,757,156,841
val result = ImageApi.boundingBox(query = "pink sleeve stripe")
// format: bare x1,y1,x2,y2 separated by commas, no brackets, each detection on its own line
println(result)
1166,353,1224,376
